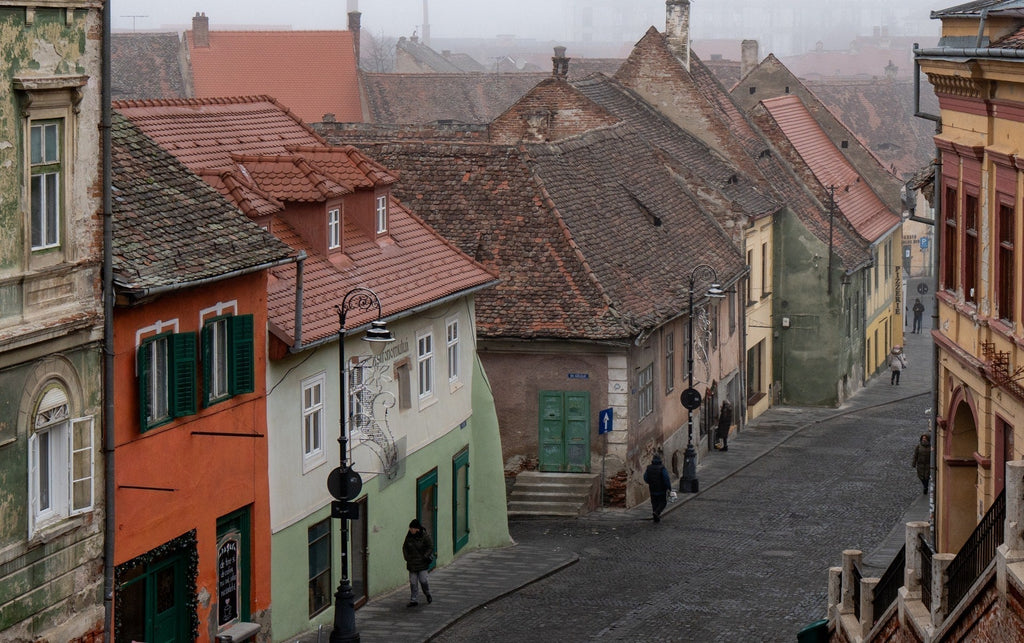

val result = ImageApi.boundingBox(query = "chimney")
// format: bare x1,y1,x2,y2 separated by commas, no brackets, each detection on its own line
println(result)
665,0,691,71
423,0,430,47
552,46,569,80
348,11,361,64
192,12,209,48
740,39,759,79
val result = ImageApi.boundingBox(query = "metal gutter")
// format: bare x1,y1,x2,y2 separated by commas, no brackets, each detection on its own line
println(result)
913,43,943,124
116,252,303,300
289,278,501,353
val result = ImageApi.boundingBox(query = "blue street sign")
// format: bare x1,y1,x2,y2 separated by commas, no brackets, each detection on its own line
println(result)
920,237,929,250
598,408,613,434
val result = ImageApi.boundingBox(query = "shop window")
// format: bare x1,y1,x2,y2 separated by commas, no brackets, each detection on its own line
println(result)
308,519,332,616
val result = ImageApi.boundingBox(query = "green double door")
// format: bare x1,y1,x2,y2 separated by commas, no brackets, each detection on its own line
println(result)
538,391,590,473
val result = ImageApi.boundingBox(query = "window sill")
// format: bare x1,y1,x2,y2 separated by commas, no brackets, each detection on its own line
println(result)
449,380,464,395
29,514,89,548
418,396,438,412
301,455,327,475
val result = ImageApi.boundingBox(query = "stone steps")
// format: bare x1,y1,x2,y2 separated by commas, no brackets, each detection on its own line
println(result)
507,471,601,518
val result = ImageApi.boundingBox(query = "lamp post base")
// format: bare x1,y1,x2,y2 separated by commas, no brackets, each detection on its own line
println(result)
329,579,359,643
679,443,699,493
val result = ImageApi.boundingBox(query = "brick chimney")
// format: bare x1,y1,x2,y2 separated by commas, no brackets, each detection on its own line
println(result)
348,11,361,64
192,12,209,48
665,1,690,70
552,46,569,80
740,39,759,79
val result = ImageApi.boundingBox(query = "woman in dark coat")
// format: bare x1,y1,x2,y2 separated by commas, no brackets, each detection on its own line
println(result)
643,454,671,523
403,519,434,606
716,400,733,451
912,434,931,494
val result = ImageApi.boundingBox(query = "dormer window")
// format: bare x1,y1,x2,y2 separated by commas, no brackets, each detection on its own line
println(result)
328,207,340,249
376,195,388,234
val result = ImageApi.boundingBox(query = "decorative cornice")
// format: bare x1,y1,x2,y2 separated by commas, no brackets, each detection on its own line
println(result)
926,72,985,99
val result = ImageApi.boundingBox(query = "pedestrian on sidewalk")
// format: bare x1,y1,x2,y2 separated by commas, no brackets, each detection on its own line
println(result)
912,434,931,494
643,454,671,523
912,298,925,333
403,519,434,607
889,345,907,385
715,400,733,452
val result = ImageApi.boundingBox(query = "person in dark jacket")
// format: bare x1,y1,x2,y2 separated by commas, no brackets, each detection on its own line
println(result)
912,298,925,333
911,434,931,494
402,519,434,606
715,400,733,451
643,454,671,523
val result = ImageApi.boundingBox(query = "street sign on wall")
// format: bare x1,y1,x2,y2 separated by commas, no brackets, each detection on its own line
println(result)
598,407,613,434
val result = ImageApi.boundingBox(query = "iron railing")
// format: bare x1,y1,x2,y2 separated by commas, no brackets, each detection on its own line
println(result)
918,533,934,612
872,544,906,623
852,562,863,620
947,489,1005,611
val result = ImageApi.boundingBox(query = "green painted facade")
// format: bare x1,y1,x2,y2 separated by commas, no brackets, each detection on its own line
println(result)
269,354,510,641
772,207,867,406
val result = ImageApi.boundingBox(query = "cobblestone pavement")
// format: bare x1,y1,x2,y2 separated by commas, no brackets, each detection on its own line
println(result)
434,336,934,642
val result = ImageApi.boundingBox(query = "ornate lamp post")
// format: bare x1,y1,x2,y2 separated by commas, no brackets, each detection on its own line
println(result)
679,265,724,493
330,288,394,643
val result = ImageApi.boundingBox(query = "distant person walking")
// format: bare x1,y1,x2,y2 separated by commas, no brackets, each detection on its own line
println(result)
643,454,671,523
912,298,925,333
715,400,733,452
403,519,434,607
889,345,907,385
912,434,931,494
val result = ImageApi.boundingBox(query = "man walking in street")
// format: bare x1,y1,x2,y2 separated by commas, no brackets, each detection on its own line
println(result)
643,454,671,523
912,298,925,333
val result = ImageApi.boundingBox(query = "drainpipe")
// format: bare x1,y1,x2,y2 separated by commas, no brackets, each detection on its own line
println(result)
913,44,942,124
101,1,115,639
293,254,305,351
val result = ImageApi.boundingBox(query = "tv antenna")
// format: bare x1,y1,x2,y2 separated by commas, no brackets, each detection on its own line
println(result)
121,15,148,32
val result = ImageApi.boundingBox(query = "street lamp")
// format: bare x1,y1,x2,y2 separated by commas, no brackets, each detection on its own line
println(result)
330,288,394,643
679,264,725,493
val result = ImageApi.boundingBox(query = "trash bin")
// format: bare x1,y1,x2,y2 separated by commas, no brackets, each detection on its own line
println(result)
796,618,828,643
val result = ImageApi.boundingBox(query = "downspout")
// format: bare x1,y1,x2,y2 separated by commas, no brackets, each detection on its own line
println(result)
293,254,304,351
101,1,115,639
913,44,942,124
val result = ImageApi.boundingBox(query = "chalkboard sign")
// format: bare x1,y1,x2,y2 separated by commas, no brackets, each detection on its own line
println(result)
218,537,239,625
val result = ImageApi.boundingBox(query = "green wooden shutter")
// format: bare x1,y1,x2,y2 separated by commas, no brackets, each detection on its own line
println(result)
138,340,152,430
172,332,197,417
201,322,213,405
230,314,255,395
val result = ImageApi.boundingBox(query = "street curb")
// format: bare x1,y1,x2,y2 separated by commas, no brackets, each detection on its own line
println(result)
424,553,580,641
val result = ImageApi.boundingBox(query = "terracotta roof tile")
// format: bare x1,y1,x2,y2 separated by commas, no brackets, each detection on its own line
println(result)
186,30,363,123
110,113,294,294
760,95,901,244
112,96,325,170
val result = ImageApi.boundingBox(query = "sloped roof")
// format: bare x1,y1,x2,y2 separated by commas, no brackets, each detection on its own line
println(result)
185,30,363,124
396,37,486,72
110,113,294,295
112,96,325,170
111,33,189,101
615,28,869,270
361,72,548,124
760,95,901,244
933,0,1024,18
116,98,496,345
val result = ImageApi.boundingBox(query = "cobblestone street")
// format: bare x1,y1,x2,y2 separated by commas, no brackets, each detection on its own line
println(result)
435,387,931,642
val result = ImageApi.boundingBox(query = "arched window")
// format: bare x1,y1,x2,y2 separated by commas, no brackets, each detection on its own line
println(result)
28,382,93,538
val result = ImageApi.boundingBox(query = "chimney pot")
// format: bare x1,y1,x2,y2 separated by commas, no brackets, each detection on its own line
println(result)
193,12,209,48
552,46,569,79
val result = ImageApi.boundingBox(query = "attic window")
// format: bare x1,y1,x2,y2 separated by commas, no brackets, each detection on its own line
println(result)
629,193,661,227
375,195,388,234
726,174,739,185
841,140,849,149
784,86,790,94
758,149,771,159
748,86,756,95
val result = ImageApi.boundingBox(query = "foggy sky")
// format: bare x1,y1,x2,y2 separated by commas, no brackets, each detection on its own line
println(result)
114,0,943,53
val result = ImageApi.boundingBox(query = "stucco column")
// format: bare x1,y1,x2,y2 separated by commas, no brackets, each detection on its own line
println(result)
931,552,955,629
904,521,930,595
859,577,879,637
827,566,842,619
840,549,862,615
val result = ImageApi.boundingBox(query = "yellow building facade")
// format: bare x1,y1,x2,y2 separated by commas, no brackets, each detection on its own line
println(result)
745,217,774,420
917,3,1024,553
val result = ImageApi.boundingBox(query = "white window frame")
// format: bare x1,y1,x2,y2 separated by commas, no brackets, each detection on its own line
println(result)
30,120,61,251
328,207,341,249
136,319,181,428
446,316,460,386
200,301,239,405
417,329,434,401
28,385,94,538
376,195,388,234
301,372,327,473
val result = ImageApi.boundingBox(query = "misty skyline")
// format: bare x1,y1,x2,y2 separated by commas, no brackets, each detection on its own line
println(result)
114,0,942,57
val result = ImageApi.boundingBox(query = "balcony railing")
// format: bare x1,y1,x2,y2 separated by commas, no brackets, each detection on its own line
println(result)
872,544,905,623
852,562,863,621
947,489,1006,610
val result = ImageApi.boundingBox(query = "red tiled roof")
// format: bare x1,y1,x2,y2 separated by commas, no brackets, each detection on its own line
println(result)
112,96,325,170
760,94,901,243
186,30,363,124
